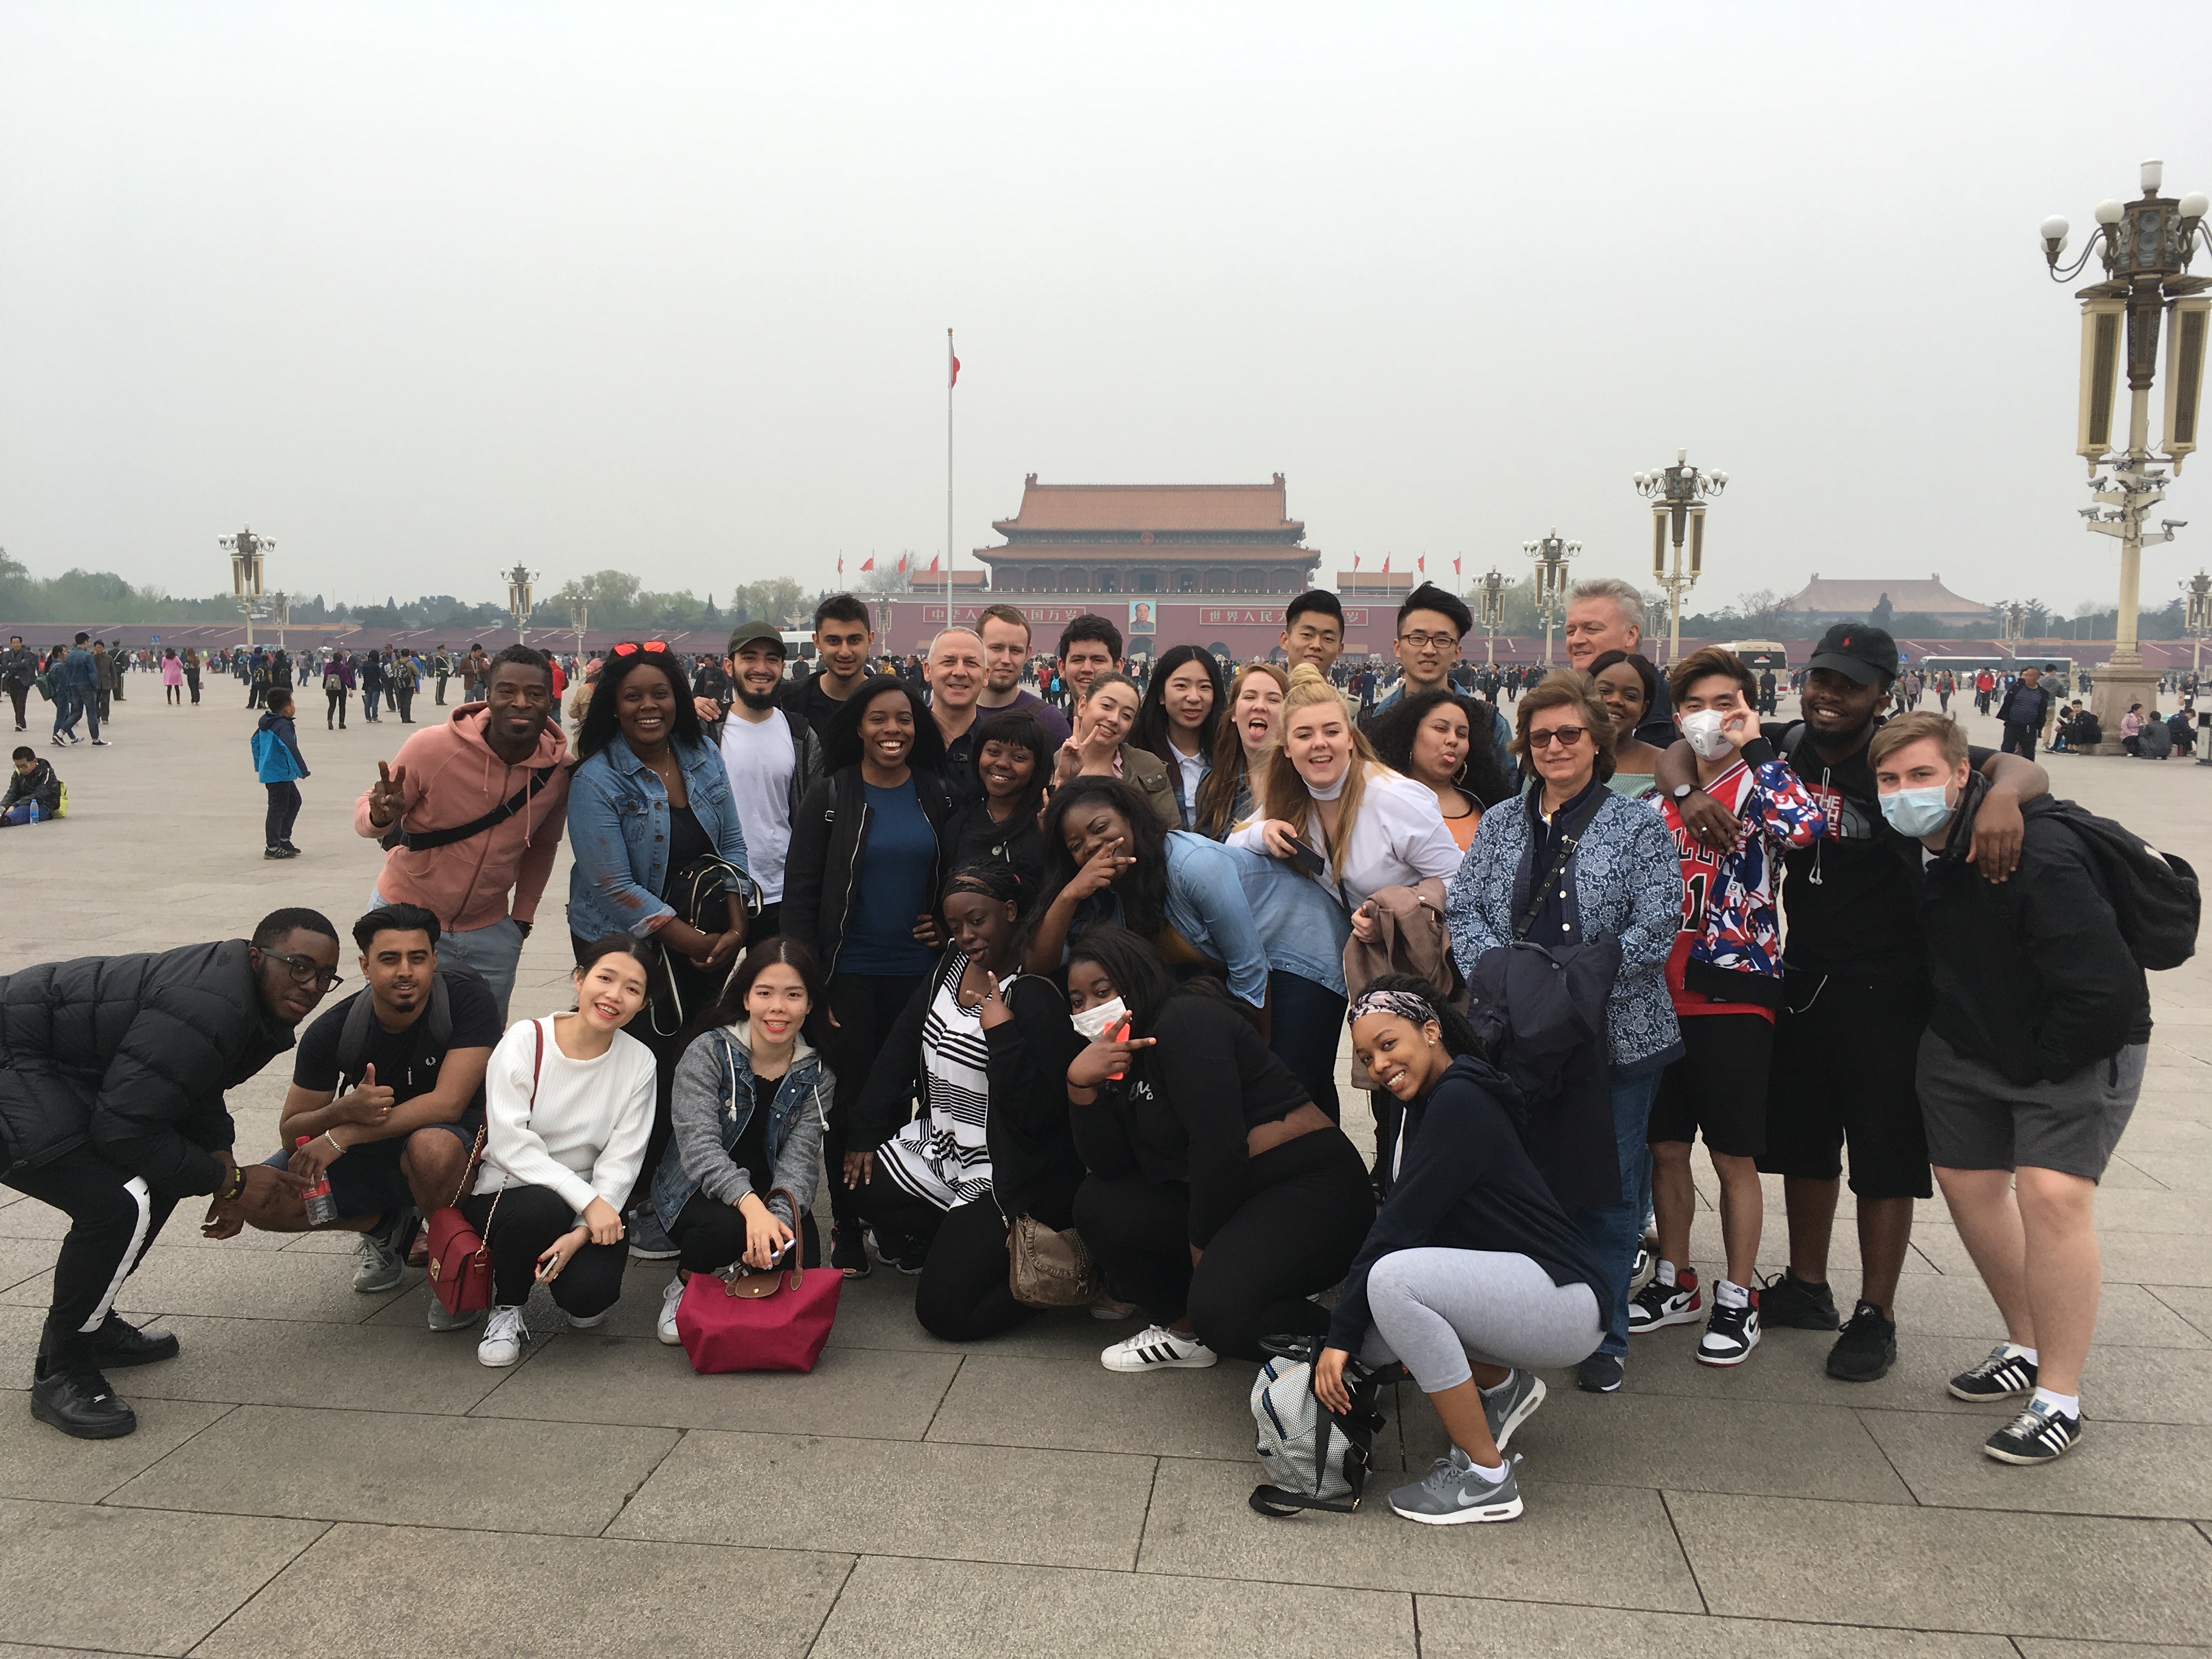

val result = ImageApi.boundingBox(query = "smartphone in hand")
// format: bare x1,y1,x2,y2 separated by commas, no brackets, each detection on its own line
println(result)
1106,1018,1132,1082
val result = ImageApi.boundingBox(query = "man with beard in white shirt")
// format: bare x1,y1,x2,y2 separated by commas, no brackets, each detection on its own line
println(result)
695,622,823,943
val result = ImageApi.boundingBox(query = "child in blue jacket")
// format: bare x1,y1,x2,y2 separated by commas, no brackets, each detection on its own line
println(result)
252,688,310,859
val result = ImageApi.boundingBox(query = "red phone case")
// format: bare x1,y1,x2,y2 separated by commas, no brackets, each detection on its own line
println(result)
1106,1019,1131,1081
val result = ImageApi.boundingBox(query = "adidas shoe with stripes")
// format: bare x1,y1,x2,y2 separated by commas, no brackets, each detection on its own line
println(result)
1948,1345,2038,1403
1100,1324,1218,1372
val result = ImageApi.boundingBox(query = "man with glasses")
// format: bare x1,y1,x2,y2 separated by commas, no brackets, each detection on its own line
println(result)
0,909,343,1438
358,645,571,1020
1363,582,1513,753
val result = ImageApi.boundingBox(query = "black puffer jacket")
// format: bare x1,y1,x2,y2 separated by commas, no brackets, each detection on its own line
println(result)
0,940,297,1193
782,764,957,978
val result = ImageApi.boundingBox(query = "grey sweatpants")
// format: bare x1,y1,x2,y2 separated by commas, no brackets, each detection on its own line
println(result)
1357,1248,1606,1394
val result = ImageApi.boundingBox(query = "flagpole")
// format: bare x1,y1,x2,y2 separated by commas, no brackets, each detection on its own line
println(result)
946,328,955,615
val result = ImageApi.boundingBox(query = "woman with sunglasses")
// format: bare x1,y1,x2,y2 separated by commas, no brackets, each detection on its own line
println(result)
782,674,958,1277
1192,662,1288,838
1131,645,1224,831
1443,670,1683,1397
1586,649,1669,798
567,642,753,1254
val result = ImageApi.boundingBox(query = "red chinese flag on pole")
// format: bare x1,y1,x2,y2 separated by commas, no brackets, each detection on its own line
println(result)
950,343,961,388
896,553,908,574
838,554,845,577
860,556,876,572
1353,554,1361,570
1381,555,1391,573
928,554,940,575
1417,556,1426,573
1453,556,1463,575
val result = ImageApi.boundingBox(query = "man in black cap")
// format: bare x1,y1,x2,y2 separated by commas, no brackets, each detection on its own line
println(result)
1655,624,2049,1383
692,620,822,943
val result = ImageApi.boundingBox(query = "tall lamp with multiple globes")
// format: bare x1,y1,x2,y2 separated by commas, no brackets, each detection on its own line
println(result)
1522,531,1578,664
2185,569,2212,764
1475,567,1514,666
2040,156,2209,751
1633,450,1726,666
219,526,273,651
569,601,590,663
503,563,540,646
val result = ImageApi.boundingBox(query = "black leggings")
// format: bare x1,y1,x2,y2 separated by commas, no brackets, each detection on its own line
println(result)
464,1184,628,1315
820,971,928,1232
666,1189,822,1274
1073,1130,1374,1362
326,688,348,727
851,1172,1043,1342
3,1144,180,1367
264,782,302,847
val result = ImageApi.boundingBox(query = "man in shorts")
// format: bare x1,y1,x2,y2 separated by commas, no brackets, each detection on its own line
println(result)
1656,625,2047,1381
1631,649,1824,1367
1873,713,2148,1464
239,904,501,1330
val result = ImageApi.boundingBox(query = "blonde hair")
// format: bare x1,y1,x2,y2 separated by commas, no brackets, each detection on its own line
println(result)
1261,663,1387,882
1866,710,1968,771
1195,661,1290,836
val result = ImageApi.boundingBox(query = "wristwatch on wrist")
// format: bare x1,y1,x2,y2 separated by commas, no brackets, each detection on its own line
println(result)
1670,782,1697,802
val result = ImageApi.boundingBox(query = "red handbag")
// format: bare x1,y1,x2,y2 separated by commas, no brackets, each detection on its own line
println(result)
675,1186,842,1373
425,1021,541,1316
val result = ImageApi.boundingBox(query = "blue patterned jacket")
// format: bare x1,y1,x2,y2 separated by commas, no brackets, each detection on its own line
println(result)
1445,783,1684,1075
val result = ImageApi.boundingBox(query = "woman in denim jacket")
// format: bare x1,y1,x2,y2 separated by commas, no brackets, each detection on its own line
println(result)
567,644,753,1248
1445,670,1681,1396
648,936,832,1345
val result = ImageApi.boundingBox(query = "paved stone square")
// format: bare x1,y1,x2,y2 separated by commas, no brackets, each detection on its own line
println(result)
2,683,2209,1657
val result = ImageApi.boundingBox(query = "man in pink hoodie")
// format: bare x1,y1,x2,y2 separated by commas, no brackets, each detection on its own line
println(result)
355,645,570,1019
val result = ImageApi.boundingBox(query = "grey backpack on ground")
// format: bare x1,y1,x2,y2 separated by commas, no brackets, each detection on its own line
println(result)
1249,1336,1385,1517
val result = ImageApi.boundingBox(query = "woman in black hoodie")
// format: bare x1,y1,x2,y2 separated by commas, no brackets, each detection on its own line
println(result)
1315,977,1609,1527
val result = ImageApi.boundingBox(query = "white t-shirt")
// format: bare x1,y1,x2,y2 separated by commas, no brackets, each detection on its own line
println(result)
719,710,798,901
1228,766,1463,909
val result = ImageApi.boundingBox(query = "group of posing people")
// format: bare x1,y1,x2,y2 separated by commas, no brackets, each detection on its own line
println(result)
0,585,2165,1528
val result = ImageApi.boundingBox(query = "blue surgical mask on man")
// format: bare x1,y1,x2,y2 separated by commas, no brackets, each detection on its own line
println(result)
1880,782,1955,839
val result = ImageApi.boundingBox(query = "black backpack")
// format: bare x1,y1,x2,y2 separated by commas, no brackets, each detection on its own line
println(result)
2036,801,2200,972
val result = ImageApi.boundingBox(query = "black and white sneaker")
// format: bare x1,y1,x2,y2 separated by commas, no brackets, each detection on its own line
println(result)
1948,1344,2038,1403
1697,1297,1760,1367
830,1226,872,1279
1983,1400,2082,1465
1628,1272,1702,1333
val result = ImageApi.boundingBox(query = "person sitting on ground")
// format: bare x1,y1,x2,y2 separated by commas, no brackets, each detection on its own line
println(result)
240,904,500,1328
471,936,658,1368
844,864,1086,1339
1315,979,1609,1526
1,909,342,1438
1065,927,1373,1372
1,746,63,826
649,935,832,1345
2136,705,2171,759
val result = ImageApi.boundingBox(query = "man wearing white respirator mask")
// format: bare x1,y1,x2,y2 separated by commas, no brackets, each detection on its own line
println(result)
1871,713,2154,1466
1633,650,1824,1367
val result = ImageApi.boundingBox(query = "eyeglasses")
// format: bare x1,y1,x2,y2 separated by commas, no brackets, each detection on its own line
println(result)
1526,725,1589,750
611,641,669,657
1397,631,1460,652
259,950,344,992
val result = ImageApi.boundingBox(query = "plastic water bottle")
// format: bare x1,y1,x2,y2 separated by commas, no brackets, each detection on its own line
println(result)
297,1135,340,1227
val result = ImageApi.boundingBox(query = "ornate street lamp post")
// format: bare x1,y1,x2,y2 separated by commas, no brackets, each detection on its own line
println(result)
1633,450,1727,666
2183,569,2210,678
1522,531,1578,665
1475,567,1514,666
2040,157,2208,748
504,563,540,646
569,601,590,665
219,526,273,651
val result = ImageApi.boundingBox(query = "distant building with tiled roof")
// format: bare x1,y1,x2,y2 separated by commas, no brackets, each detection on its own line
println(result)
974,475,1322,598
1781,574,1995,625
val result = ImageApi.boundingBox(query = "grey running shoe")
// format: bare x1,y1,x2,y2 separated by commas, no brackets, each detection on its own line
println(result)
1482,1369,1547,1453
426,1298,479,1333
1387,1448,1524,1525
352,1230,406,1294
627,1207,680,1261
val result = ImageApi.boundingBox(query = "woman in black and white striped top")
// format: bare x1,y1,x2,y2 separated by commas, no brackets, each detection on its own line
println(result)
845,864,1086,1340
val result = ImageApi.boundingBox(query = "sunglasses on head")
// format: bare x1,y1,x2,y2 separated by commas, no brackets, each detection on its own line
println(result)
610,641,669,657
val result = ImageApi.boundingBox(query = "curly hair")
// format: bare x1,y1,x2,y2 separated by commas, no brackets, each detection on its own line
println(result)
1037,775,1171,941
574,647,702,763
1365,687,1516,809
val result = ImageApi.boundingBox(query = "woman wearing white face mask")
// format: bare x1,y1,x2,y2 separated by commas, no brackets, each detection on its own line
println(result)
1635,650,1824,1369
1230,665,1462,1120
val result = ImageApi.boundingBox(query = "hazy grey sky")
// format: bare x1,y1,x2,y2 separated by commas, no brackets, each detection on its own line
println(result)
3,2,2208,618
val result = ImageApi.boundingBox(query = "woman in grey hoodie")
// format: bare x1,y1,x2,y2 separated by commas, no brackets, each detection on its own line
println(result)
647,936,832,1345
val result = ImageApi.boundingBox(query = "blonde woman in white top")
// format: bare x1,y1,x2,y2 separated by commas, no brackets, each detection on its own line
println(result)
1227,664,1463,1119
468,935,658,1367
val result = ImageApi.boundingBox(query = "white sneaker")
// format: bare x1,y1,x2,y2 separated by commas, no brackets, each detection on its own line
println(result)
1100,1323,1217,1372
477,1305,530,1367
567,1309,607,1329
657,1275,687,1345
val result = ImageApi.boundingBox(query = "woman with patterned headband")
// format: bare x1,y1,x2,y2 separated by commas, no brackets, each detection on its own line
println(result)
1313,977,1609,1527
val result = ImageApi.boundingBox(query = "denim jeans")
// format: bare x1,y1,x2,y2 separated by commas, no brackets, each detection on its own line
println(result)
1571,1069,1662,1359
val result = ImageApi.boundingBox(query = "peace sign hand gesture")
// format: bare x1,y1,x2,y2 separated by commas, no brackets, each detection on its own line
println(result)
368,760,409,828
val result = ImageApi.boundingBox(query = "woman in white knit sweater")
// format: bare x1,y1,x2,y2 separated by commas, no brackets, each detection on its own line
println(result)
466,936,658,1368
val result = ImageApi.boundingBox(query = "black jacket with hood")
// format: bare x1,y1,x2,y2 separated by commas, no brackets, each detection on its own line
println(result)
0,940,298,1193
782,764,957,978
1910,776,2151,1086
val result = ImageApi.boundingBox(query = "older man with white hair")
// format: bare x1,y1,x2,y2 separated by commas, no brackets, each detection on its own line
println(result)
1565,578,1679,746
923,625,988,802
